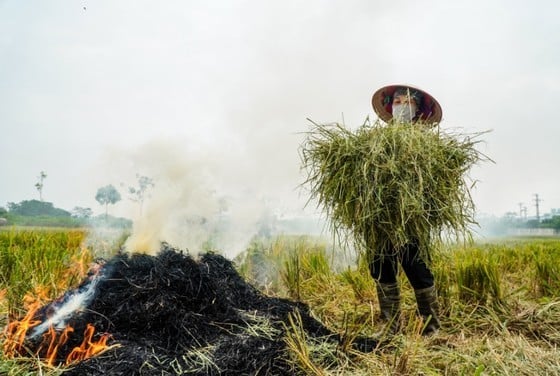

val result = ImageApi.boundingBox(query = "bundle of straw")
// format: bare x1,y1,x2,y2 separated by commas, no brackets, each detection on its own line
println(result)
300,120,487,259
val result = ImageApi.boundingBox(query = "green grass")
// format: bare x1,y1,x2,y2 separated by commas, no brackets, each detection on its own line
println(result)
0,229,92,312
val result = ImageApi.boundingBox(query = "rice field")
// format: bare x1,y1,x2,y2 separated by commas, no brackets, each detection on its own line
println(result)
1,228,560,375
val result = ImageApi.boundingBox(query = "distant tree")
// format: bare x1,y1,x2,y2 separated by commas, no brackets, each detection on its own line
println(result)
71,206,93,219
7,200,70,217
95,185,122,218
0,206,7,216
35,171,47,201
525,219,540,228
541,215,560,232
128,174,155,216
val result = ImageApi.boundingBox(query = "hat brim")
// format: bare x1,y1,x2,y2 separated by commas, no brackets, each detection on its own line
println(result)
372,84,443,125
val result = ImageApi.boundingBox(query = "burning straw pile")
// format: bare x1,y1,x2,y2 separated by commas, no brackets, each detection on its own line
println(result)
300,120,487,256
6,245,368,375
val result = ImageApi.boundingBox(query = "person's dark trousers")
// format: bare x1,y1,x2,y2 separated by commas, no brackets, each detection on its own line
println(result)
369,241,440,335
369,241,434,289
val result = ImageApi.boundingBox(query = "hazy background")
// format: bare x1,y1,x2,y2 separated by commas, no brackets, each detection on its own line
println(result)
1,1,559,253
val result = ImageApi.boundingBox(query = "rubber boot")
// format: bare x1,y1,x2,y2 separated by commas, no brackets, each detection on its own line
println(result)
414,285,441,335
375,282,401,337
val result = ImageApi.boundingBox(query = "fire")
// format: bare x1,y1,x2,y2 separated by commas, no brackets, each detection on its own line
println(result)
24,287,51,308
65,324,115,365
2,301,42,357
2,298,116,367
44,325,74,366
1,248,113,367
64,245,94,283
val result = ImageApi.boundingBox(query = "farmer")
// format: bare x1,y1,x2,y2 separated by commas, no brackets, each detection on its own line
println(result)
369,84,443,336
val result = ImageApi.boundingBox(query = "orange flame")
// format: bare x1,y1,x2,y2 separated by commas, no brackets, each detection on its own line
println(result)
63,246,94,286
2,301,42,357
65,324,115,365
44,325,74,366
2,300,116,367
24,288,51,308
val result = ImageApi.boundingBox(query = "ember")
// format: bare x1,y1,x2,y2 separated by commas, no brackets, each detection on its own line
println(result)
7,244,376,375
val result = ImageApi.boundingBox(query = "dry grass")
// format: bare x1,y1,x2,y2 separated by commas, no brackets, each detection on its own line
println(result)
299,119,488,260
240,236,560,375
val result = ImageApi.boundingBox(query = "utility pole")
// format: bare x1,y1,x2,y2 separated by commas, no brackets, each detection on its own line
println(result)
533,194,542,222
518,202,527,221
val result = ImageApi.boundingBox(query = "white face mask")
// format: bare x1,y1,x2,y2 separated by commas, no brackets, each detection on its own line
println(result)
392,103,417,122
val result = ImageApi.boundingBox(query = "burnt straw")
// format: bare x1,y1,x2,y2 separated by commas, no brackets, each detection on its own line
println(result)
27,244,375,375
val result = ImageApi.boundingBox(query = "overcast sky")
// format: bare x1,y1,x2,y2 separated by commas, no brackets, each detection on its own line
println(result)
1,0,559,224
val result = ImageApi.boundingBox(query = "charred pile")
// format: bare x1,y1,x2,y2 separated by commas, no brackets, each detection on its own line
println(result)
23,245,372,375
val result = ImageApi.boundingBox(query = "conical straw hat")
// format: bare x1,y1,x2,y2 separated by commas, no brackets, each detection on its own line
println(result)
372,84,443,124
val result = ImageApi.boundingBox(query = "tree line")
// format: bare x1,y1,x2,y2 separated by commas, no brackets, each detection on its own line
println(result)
0,173,154,228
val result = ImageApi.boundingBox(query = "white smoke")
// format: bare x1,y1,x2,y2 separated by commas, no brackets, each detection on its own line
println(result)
96,138,303,258
28,269,105,340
